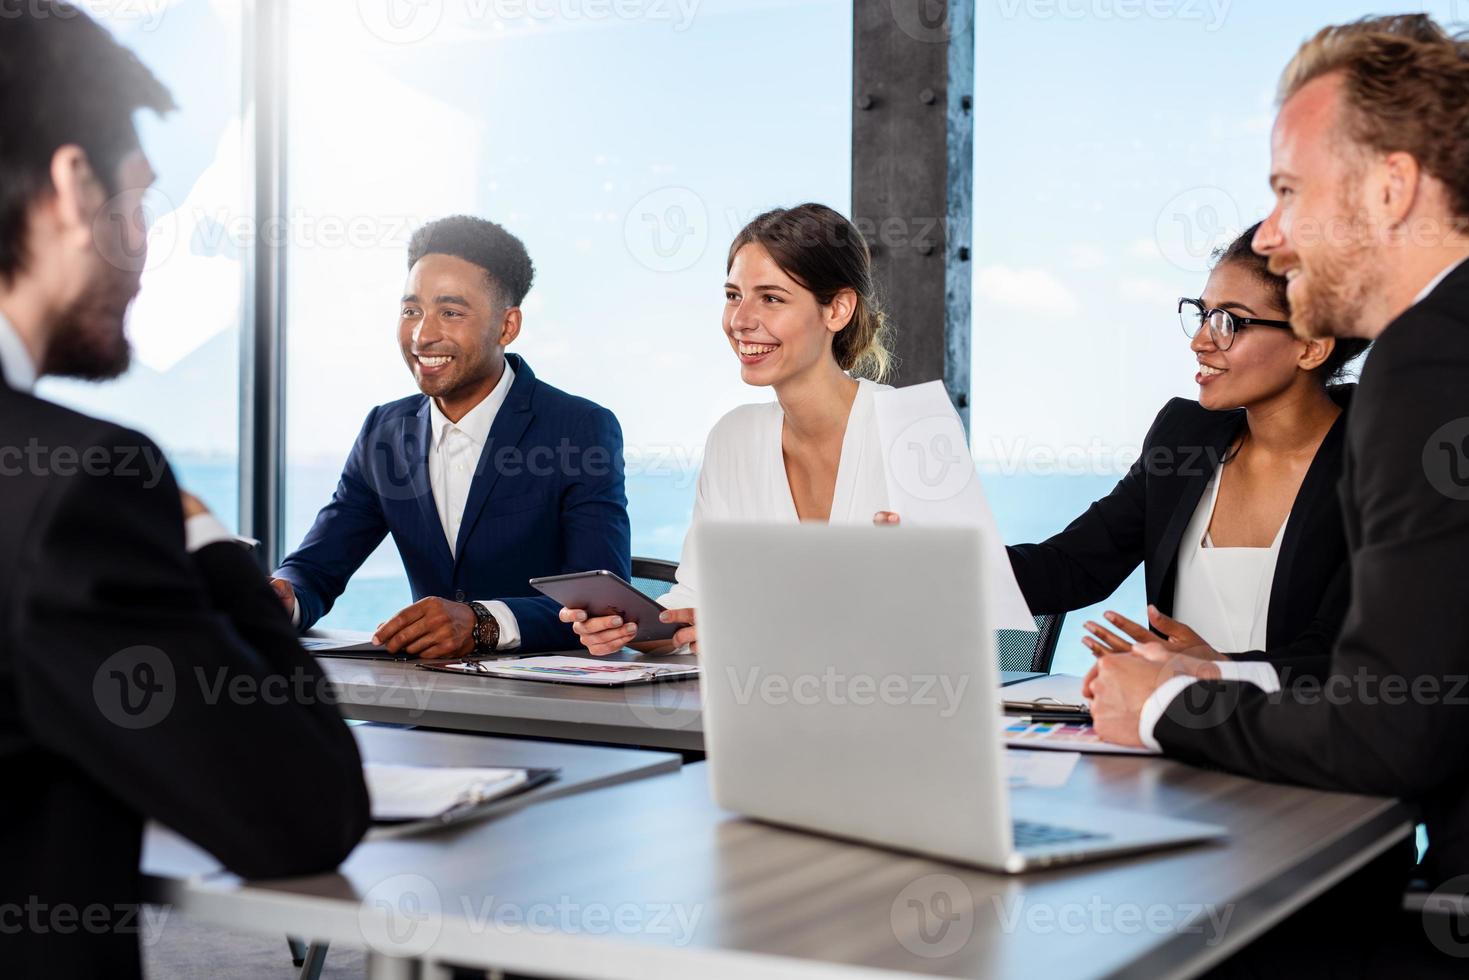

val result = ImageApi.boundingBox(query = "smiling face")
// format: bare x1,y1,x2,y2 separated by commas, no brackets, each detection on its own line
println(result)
397,253,516,409
723,243,853,389
1253,74,1379,340
1190,260,1324,411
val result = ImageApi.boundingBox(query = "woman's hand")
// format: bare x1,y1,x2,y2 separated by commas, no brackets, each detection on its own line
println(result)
873,511,901,526
559,607,640,656
658,608,699,652
1081,605,1223,661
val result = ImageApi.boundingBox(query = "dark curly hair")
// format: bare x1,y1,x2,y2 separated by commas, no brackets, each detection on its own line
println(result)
407,215,536,308
0,0,175,284
1211,222,1370,383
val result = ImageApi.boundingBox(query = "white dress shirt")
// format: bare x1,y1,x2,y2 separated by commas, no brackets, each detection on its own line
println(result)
283,362,523,649
1137,252,1469,749
659,378,892,611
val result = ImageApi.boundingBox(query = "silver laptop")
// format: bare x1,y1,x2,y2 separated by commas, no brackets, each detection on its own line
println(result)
695,522,1225,873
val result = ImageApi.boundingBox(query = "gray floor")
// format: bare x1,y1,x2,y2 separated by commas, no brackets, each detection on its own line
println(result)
142,909,366,979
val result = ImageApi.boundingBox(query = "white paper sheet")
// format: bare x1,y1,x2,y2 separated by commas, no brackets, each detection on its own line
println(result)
364,763,529,821
300,629,380,653
1006,749,1081,788
873,382,1035,630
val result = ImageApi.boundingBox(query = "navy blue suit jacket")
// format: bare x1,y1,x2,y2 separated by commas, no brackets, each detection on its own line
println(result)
276,355,630,652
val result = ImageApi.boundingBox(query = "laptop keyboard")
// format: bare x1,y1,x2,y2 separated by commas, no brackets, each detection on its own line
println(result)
1013,819,1108,849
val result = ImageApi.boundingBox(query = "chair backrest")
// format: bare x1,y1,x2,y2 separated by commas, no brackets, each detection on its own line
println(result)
631,556,679,601
636,555,1062,675
996,613,1067,674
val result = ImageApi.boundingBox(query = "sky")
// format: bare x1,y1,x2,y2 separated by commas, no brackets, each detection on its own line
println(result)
40,0,1468,487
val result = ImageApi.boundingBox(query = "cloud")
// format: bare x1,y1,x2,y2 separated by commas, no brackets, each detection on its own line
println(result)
974,265,1082,317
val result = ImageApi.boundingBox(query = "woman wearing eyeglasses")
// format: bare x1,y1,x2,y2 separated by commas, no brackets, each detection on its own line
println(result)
1024,224,1369,676
883,222,1369,678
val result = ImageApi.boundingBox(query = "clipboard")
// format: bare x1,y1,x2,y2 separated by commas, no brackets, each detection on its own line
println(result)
366,766,560,838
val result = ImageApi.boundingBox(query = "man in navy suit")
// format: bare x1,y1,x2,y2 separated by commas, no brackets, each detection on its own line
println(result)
271,216,630,656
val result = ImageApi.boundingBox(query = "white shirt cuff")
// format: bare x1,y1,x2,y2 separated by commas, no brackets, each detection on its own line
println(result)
184,513,236,554
1136,661,1283,751
1213,659,1281,693
478,600,521,651
1138,675,1200,752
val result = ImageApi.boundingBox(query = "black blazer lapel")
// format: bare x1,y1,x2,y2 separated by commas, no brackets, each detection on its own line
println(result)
1148,412,1242,610
454,357,536,566
1264,388,1353,643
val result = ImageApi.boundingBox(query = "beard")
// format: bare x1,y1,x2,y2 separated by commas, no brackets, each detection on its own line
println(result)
1289,235,1378,341
41,265,137,380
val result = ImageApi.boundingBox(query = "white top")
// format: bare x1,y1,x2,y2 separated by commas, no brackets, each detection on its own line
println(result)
0,309,38,393
659,378,891,610
1172,466,1288,654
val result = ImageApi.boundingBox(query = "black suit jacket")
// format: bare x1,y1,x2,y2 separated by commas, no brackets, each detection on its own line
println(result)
0,378,371,979
1154,259,1469,888
1007,388,1354,675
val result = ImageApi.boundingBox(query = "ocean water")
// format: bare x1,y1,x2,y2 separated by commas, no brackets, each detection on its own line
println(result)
174,457,1141,678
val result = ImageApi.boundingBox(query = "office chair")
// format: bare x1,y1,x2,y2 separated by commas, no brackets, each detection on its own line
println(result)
996,613,1066,674
630,556,680,598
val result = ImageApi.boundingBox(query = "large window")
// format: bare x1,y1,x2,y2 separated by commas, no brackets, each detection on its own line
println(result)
282,0,853,629
971,0,1463,676
37,0,245,529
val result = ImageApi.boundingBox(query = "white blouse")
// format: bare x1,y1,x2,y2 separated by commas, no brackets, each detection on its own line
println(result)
658,378,892,610
1171,466,1288,653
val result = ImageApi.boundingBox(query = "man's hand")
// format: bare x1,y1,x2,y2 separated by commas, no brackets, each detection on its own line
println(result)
179,490,210,519
560,607,640,656
1082,605,1223,661
268,578,296,615
659,608,698,652
1084,652,1221,747
373,597,477,659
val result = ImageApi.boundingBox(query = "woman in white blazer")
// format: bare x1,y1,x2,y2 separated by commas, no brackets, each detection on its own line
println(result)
559,203,895,654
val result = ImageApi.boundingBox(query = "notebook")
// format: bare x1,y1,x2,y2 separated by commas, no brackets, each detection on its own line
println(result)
419,655,700,686
363,763,556,828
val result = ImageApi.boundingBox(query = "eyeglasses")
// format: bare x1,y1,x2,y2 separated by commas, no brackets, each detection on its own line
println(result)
1178,298,1293,351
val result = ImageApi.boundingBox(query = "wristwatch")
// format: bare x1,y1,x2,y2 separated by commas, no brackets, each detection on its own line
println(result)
466,601,500,655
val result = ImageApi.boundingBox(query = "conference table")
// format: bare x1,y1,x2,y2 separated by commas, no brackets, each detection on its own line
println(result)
143,744,1414,980
318,649,706,751
316,650,1043,753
